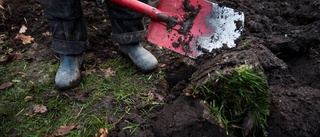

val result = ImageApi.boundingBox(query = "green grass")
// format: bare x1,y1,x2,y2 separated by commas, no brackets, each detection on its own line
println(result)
0,55,162,136
194,65,270,137
241,39,250,47
122,120,140,135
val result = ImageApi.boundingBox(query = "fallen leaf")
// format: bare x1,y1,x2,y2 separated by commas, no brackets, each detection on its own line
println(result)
54,124,80,136
0,56,6,62
15,34,34,44
19,25,27,34
0,82,13,90
83,69,96,75
42,31,51,37
0,0,3,6
147,91,164,101
8,48,13,54
11,25,18,30
33,104,47,113
24,96,33,102
29,104,47,117
0,52,23,63
102,68,116,78
12,52,23,60
185,92,192,96
147,91,155,99
0,34,6,44
97,128,108,137
155,93,164,101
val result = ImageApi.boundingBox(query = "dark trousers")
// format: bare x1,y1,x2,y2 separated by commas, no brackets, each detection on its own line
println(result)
39,0,148,55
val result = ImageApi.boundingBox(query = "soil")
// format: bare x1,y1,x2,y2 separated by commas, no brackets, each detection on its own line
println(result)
1,0,320,137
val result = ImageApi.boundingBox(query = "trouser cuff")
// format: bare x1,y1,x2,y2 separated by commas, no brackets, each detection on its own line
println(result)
52,38,89,55
110,30,146,45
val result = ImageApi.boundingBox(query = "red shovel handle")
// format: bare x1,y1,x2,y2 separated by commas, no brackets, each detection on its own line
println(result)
108,0,172,22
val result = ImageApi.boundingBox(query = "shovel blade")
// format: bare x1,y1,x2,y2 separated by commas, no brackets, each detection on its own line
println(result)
147,0,244,58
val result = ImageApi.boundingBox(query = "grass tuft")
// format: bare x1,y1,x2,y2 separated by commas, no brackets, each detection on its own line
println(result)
195,65,270,137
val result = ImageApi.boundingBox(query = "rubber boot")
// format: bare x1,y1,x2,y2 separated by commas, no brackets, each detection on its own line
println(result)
118,44,158,72
55,54,83,90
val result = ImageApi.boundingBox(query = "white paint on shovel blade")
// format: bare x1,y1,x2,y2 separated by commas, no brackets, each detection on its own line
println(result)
197,2,244,53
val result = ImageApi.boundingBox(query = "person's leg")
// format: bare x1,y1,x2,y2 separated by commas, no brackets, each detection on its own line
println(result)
39,0,88,90
107,0,158,72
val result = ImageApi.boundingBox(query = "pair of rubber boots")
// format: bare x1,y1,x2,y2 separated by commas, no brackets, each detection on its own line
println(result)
55,44,158,90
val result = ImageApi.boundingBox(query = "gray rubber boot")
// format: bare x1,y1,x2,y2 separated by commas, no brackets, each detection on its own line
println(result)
55,54,83,90
118,44,158,72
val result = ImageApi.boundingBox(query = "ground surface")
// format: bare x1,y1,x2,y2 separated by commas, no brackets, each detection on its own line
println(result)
0,0,320,137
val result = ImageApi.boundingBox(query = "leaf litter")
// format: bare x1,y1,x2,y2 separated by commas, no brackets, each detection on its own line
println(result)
0,34,6,44
33,104,47,113
28,104,47,117
15,25,34,45
53,124,82,136
102,67,116,78
15,34,34,44
19,25,27,33
0,82,13,90
0,51,23,63
95,128,108,137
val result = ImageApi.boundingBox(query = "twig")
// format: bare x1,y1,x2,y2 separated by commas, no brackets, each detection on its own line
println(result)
15,108,25,116
76,106,84,117
0,11,5,19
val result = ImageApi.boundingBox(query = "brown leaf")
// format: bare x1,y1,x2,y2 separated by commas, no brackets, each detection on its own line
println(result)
147,91,164,101
12,53,23,60
102,68,116,78
0,0,4,6
99,128,108,137
0,53,23,63
160,63,166,68
54,125,78,136
19,25,27,34
33,104,47,113
0,56,6,63
0,82,13,90
83,69,96,75
15,34,34,44
0,34,6,44
147,91,155,99
42,31,52,37
8,48,13,54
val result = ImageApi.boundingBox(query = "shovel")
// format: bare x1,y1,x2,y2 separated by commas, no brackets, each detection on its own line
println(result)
109,0,244,58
